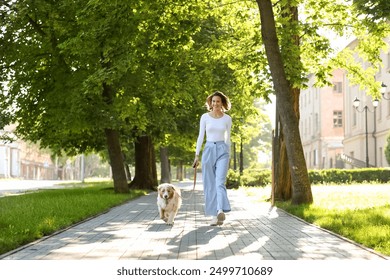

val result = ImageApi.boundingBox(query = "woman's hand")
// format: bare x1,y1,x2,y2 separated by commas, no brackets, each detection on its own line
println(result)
192,156,199,168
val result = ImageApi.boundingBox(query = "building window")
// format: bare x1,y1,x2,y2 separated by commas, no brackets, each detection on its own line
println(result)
333,82,343,93
387,52,390,70
313,149,317,166
333,111,343,127
387,99,390,117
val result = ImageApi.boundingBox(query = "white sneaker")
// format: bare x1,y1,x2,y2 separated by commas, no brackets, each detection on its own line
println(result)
217,210,225,225
210,216,218,226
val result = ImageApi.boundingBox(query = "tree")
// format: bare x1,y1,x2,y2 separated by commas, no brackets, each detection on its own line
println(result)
231,100,272,169
353,0,390,21
2,0,387,200
1,1,268,193
385,134,390,165
144,1,269,184
1,1,151,193
256,0,313,204
0,1,208,191
253,0,390,204
129,135,158,189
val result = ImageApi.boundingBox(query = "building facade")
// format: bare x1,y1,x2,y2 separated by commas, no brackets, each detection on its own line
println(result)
300,69,345,169
343,38,390,168
0,125,57,179
300,37,390,169
1,125,109,180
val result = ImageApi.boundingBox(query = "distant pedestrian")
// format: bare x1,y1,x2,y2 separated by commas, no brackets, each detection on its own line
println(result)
193,91,232,226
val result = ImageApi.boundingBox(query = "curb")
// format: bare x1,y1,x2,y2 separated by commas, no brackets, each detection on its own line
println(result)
0,192,154,259
276,207,389,260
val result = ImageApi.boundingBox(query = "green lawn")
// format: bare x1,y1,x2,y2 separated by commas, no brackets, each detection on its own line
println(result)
0,181,148,255
238,184,390,256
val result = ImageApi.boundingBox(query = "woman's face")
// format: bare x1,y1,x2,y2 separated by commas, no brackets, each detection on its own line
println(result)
211,95,223,111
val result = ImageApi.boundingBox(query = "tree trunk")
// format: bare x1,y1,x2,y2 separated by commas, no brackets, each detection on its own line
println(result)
176,161,183,181
239,138,244,175
105,128,129,193
274,90,300,201
101,81,128,193
233,142,237,171
256,0,313,204
160,146,171,183
275,134,292,200
129,135,158,190
277,6,301,200
122,152,132,181
124,164,132,181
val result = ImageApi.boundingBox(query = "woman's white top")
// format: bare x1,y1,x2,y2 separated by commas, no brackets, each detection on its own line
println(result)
195,113,232,156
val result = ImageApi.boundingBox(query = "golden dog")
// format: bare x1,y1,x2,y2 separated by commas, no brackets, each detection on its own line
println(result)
157,183,182,225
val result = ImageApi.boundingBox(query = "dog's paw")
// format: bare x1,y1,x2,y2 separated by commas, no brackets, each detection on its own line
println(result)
166,221,174,226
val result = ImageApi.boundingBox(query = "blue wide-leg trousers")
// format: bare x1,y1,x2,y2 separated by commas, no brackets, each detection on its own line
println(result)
201,141,231,216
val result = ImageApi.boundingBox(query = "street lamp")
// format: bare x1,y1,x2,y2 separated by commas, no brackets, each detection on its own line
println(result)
352,97,379,167
381,82,389,100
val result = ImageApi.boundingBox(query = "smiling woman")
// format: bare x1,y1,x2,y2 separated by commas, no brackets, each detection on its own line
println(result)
193,91,232,226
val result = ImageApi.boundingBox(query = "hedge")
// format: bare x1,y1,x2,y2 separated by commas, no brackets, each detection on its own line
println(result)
226,169,271,189
226,168,390,188
308,168,390,184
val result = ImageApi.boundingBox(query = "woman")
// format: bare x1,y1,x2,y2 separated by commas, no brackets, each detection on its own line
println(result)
193,91,232,226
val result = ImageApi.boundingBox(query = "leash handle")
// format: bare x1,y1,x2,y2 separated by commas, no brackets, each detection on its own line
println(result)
192,165,197,191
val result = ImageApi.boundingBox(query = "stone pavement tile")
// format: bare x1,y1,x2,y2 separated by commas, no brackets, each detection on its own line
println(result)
1,183,388,260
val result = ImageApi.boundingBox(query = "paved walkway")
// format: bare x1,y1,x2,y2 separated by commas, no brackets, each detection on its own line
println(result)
1,181,388,260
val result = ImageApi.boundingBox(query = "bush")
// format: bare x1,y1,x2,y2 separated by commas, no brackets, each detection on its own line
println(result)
241,169,271,187
226,168,271,188
308,168,390,184
227,167,390,188
226,169,241,189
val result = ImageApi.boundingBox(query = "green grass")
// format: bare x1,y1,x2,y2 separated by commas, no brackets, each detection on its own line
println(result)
0,181,148,255
238,184,390,256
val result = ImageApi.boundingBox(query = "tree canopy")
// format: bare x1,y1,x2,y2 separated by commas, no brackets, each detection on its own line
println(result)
353,0,390,21
1,0,389,198
0,1,268,191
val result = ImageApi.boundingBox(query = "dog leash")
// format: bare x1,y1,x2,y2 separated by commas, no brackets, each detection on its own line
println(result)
180,165,197,201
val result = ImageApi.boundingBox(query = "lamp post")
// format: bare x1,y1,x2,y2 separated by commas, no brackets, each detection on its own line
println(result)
381,82,389,100
353,97,379,167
